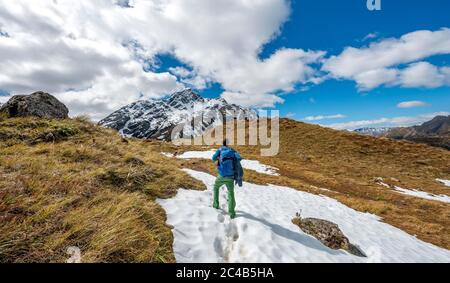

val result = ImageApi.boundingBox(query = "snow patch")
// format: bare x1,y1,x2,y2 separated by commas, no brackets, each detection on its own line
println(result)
176,150,217,160
161,152,175,158
436,179,450,187
240,160,280,176
376,179,450,204
157,169,450,263
392,186,450,204
171,150,280,176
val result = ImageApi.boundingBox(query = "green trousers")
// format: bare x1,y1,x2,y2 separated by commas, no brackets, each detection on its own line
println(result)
213,176,236,218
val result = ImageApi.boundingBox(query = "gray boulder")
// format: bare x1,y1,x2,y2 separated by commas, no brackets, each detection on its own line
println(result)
0,91,69,119
293,214,366,257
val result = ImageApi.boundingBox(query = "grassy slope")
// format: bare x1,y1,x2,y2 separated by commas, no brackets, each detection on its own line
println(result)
0,115,205,263
1,116,449,262
158,119,450,249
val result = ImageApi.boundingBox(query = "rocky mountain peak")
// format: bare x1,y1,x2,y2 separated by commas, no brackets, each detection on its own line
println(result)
419,115,449,135
167,89,204,109
383,115,450,150
99,89,257,140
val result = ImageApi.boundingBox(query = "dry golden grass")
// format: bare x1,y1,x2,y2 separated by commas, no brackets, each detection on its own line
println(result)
1,115,449,262
0,116,205,263
156,118,450,249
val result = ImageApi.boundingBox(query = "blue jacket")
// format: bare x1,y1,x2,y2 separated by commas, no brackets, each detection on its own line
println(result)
212,147,243,186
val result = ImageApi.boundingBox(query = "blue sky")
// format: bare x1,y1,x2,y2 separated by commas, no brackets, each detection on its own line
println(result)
155,0,450,129
0,0,449,126
281,0,450,128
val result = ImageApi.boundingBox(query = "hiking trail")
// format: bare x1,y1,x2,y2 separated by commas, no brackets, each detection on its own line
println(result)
157,169,450,263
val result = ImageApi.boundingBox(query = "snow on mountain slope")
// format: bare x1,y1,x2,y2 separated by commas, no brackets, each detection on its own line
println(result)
165,150,280,176
376,179,450,203
392,186,450,203
157,169,450,263
436,179,450,187
354,127,391,137
99,89,257,140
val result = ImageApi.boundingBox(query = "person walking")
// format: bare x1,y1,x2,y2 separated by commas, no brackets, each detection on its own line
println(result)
212,139,243,219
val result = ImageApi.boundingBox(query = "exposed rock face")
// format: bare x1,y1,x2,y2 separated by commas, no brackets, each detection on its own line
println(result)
384,115,450,150
292,215,366,257
99,89,257,141
0,91,69,119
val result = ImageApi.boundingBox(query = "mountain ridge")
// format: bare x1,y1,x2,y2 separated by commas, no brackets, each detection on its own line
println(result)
352,116,450,150
354,127,391,137
384,115,450,150
99,89,257,140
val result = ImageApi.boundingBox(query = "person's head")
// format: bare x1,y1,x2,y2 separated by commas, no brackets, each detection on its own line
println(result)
223,139,229,147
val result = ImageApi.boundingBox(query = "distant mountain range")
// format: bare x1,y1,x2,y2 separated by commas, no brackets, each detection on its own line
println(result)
99,89,257,140
384,115,449,150
354,115,450,150
354,127,391,137
99,88,449,149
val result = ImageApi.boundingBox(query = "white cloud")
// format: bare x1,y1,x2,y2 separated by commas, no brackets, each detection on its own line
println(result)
353,68,399,90
168,66,211,90
219,48,325,106
1,1,448,121
0,0,323,119
285,112,296,118
221,91,284,108
323,28,450,90
361,32,378,42
327,112,449,130
303,114,345,121
169,67,192,78
397,100,429,109
0,0,184,120
399,62,449,88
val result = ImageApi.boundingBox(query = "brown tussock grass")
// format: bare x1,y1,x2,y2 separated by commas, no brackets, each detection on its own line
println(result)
0,116,205,263
1,115,449,261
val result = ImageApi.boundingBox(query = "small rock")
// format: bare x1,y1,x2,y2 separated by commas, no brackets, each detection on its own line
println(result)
374,177,384,183
45,132,55,142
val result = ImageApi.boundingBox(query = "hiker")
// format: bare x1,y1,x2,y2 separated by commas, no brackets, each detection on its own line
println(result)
212,139,243,219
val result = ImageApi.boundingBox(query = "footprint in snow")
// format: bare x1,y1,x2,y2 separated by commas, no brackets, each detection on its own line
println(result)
213,238,224,259
226,222,240,242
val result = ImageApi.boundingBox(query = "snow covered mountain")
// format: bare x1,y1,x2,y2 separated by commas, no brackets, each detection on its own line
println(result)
354,127,391,137
99,89,257,140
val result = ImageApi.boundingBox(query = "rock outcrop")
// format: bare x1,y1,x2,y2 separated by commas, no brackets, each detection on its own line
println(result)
292,214,366,257
0,91,69,119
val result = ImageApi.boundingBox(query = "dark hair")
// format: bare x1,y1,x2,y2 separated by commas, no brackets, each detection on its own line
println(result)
223,139,229,147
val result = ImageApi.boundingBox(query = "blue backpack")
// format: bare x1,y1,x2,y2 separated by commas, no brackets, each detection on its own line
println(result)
217,147,244,187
